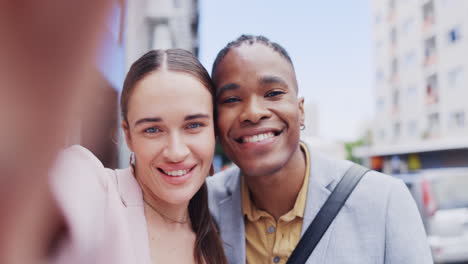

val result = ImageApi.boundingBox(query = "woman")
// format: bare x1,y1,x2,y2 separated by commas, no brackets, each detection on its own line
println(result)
50,49,227,264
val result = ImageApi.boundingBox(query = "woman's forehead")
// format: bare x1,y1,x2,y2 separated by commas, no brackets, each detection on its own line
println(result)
127,71,213,123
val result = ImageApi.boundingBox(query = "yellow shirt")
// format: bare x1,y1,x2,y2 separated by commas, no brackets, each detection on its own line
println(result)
242,142,310,264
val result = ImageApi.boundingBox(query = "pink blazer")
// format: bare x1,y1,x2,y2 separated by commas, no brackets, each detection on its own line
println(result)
49,145,152,264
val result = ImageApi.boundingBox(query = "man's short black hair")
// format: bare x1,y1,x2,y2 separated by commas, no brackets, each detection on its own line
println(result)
211,34,295,77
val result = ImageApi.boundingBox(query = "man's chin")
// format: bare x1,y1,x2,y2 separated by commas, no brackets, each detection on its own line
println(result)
238,161,282,179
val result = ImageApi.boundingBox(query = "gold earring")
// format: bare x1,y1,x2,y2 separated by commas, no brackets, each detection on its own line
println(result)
209,164,215,176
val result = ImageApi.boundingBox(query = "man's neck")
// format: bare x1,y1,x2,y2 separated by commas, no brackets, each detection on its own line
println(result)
245,145,306,220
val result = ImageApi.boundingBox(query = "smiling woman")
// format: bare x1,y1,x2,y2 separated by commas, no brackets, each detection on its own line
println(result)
50,49,227,264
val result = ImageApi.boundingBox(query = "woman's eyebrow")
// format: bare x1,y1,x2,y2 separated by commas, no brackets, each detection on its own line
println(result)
134,117,162,126
185,113,210,121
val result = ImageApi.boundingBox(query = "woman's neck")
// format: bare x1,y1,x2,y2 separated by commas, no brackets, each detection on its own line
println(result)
142,190,190,226
133,165,190,226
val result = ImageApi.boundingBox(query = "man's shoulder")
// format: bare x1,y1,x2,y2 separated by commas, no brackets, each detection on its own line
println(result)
304,144,403,202
207,165,241,198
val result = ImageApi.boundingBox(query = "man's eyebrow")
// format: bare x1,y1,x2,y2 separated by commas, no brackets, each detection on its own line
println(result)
260,76,288,86
185,113,211,121
216,83,240,98
134,117,162,126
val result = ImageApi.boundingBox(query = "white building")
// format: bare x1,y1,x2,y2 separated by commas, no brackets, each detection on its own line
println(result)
118,0,200,168
356,0,468,171
301,103,346,160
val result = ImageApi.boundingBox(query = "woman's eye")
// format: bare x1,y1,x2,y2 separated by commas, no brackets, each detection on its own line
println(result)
186,123,203,129
265,91,285,97
221,97,240,104
144,127,160,133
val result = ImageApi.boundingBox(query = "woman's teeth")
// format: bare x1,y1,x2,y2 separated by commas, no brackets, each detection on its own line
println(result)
163,169,190,176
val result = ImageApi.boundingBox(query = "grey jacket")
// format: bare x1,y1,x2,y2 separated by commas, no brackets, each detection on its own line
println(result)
207,143,433,264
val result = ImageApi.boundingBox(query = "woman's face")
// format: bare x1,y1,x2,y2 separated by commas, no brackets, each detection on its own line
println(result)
123,70,215,205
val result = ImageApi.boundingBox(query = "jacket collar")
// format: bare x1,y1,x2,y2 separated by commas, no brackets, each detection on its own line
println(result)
301,140,353,233
114,167,144,207
217,168,246,264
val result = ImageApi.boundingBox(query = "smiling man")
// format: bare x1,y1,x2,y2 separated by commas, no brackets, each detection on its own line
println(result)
207,35,432,264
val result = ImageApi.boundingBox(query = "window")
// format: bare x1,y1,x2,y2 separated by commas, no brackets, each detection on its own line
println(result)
378,129,386,141
377,97,385,112
408,120,418,137
375,13,382,24
391,58,398,76
404,50,416,67
376,70,385,81
424,36,437,63
390,27,397,46
427,113,440,137
426,74,439,104
392,89,400,111
449,111,465,129
402,17,414,35
376,40,384,49
388,0,396,19
448,67,464,89
148,18,171,49
406,85,417,98
423,0,435,25
393,122,401,140
448,26,462,44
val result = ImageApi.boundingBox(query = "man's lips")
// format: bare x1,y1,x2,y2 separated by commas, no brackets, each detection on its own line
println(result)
157,165,196,177
234,128,284,143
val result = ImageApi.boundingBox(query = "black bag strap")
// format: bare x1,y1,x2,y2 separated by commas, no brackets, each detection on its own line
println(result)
286,164,370,264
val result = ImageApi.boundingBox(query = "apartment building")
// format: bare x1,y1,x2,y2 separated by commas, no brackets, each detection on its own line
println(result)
356,0,468,173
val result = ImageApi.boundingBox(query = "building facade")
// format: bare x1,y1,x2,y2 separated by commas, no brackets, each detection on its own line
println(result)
356,0,468,173
64,0,126,169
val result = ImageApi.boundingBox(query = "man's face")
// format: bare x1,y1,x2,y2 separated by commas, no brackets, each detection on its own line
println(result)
213,44,304,177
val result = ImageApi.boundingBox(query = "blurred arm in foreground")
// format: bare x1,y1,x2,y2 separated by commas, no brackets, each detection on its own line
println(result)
0,0,112,263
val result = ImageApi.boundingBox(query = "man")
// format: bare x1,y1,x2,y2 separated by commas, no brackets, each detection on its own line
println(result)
207,35,432,264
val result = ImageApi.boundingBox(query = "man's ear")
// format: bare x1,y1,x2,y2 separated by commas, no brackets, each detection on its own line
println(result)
121,120,133,152
298,97,305,126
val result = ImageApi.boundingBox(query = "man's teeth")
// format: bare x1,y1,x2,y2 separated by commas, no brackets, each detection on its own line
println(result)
243,132,275,143
163,169,190,176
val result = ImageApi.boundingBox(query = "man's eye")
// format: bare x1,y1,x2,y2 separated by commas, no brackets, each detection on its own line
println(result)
221,97,240,104
186,123,203,129
144,127,160,133
265,91,285,97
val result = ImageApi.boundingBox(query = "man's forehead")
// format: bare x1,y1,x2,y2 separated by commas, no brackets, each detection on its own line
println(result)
227,44,287,65
213,44,297,90
215,45,293,77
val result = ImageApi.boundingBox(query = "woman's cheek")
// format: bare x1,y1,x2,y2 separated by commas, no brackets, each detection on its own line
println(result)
191,132,215,157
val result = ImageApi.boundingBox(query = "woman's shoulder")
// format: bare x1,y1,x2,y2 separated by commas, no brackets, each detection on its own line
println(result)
58,145,104,169
51,145,116,192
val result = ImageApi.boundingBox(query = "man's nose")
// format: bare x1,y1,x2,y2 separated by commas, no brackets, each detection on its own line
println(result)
239,97,271,124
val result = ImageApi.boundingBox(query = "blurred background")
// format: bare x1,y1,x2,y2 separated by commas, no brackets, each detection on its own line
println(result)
69,0,467,263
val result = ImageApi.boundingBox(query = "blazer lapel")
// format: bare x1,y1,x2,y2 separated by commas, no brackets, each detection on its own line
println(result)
114,168,152,264
299,143,354,263
218,171,246,264
301,146,352,234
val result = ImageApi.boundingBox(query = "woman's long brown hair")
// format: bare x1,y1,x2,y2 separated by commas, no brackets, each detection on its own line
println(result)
121,49,227,264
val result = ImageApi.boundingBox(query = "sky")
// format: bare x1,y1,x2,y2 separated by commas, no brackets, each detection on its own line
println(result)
198,0,375,142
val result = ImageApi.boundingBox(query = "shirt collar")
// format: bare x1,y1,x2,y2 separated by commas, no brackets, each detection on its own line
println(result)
241,142,311,222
